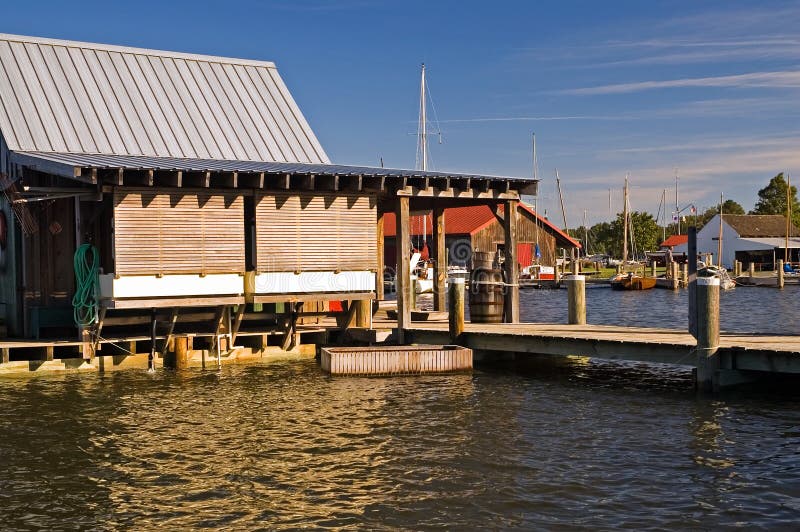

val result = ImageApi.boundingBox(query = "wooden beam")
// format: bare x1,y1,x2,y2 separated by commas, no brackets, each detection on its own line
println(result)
363,175,385,192
316,174,338,191
238,172,265,188
211,171,237,188
159,308,179,353
123,169,154,186
396,195,411,342
155,170,182,188
294,174,315,190
432,206,446,312
341,174,363,192
100,168,124,186
503,200,520,323
183,171,211,188
376,211,385,300
396,186,520,201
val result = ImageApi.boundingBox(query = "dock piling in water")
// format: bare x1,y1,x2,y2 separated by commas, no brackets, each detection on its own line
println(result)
448,277,465,342
778,260,785,288
695,277,720,391
566,274,586,325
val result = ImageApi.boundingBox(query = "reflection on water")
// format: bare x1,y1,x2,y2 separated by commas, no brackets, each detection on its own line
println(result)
2,360,800,528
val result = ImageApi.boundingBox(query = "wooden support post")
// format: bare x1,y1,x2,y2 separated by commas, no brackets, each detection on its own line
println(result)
1,347,9,364
650,261,657,277
749,262,755,278
230,304,245,345
688,226,698,338
778,259,785,288
174,337,189,370
376,212,385,300
160,308,179,354
448,277,465,343
396,196,411,343
554,262,561,285
615,263,623,274
503,200,520,323
433,206,447,312
696,277,720,391
281,302,302,351
44,346,54,362
681,263,688,287
671,262,679,290
571,250,579,275
355,299,370,328
566,274,586,325
148,309,157,371
337,301,358,329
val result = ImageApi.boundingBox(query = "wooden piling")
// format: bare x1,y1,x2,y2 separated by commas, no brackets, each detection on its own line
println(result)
395,196,411,343
503,200,520,323
671,262,679,290
688,226,698,337
433,206,446,312
355,299,371,328
448,277,465,342
566,274,586,325
376,212,385,301
165,336,190,370
778,260,785,288
695,277,720,391
749,262,755,278
681,263,688,287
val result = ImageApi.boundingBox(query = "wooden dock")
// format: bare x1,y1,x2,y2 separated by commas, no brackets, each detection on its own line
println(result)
397,320,800,376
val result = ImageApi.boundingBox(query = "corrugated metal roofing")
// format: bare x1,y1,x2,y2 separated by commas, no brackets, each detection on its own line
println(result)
383,204,581,248
0,33,329,164
11,150,535,186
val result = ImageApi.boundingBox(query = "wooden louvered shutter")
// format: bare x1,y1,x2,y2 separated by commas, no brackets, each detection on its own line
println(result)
114,188,245,275
255,192,377,272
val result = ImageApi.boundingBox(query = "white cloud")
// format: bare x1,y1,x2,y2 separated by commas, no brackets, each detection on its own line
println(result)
563,70,800,95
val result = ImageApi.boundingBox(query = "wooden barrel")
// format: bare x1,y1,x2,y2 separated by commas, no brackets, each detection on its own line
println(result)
469,267,505,323
472,251,495,270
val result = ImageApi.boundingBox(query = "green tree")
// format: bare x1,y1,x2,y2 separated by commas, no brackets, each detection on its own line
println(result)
696,199,745,230
750,172,800,227
586,212,660,259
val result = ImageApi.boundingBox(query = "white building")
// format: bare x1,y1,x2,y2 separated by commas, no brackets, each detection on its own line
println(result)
673,214,800,268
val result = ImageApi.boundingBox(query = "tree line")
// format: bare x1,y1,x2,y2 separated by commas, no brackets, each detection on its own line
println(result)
567,173,798,258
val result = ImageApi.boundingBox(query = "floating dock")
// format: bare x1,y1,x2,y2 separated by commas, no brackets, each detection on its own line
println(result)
321,345,472,376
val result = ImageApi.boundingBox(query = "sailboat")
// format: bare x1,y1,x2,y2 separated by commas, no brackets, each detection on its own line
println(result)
411,64,435,294
610,175,656,290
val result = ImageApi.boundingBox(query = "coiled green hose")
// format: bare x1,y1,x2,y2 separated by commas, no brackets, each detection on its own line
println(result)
72,243,99,327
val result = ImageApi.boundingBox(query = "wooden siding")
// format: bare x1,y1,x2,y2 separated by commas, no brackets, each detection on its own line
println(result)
471,210,559,266
255,192,377,272
113,188,245,275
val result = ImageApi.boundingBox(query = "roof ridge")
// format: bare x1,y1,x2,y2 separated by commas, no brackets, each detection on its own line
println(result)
0,32,277,69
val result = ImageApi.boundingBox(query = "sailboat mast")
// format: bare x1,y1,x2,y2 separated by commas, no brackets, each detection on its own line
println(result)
786,173,791,262
718,192,724,267
556,170,568,231
420,63,428,172
533,133,539,249
661,189,667,242
622,175,629,263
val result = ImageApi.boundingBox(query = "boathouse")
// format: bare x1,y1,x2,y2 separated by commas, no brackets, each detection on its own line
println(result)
0,33,535,350
382,203,580,272
674,214,800,268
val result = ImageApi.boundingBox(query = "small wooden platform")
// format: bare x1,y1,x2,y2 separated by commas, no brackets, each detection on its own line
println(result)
321,345,472,376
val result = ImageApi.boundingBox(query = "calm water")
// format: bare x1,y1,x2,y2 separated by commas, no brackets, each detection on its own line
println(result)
2,287,800,529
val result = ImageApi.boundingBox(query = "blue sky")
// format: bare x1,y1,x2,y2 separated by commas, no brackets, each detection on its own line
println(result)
2,0,800,225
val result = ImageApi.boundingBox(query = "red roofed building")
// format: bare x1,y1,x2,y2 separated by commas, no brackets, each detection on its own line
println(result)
383,203,580,271
659,234,688,250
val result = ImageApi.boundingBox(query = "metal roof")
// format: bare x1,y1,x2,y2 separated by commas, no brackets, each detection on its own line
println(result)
0,33,329,164
11,151,537,189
